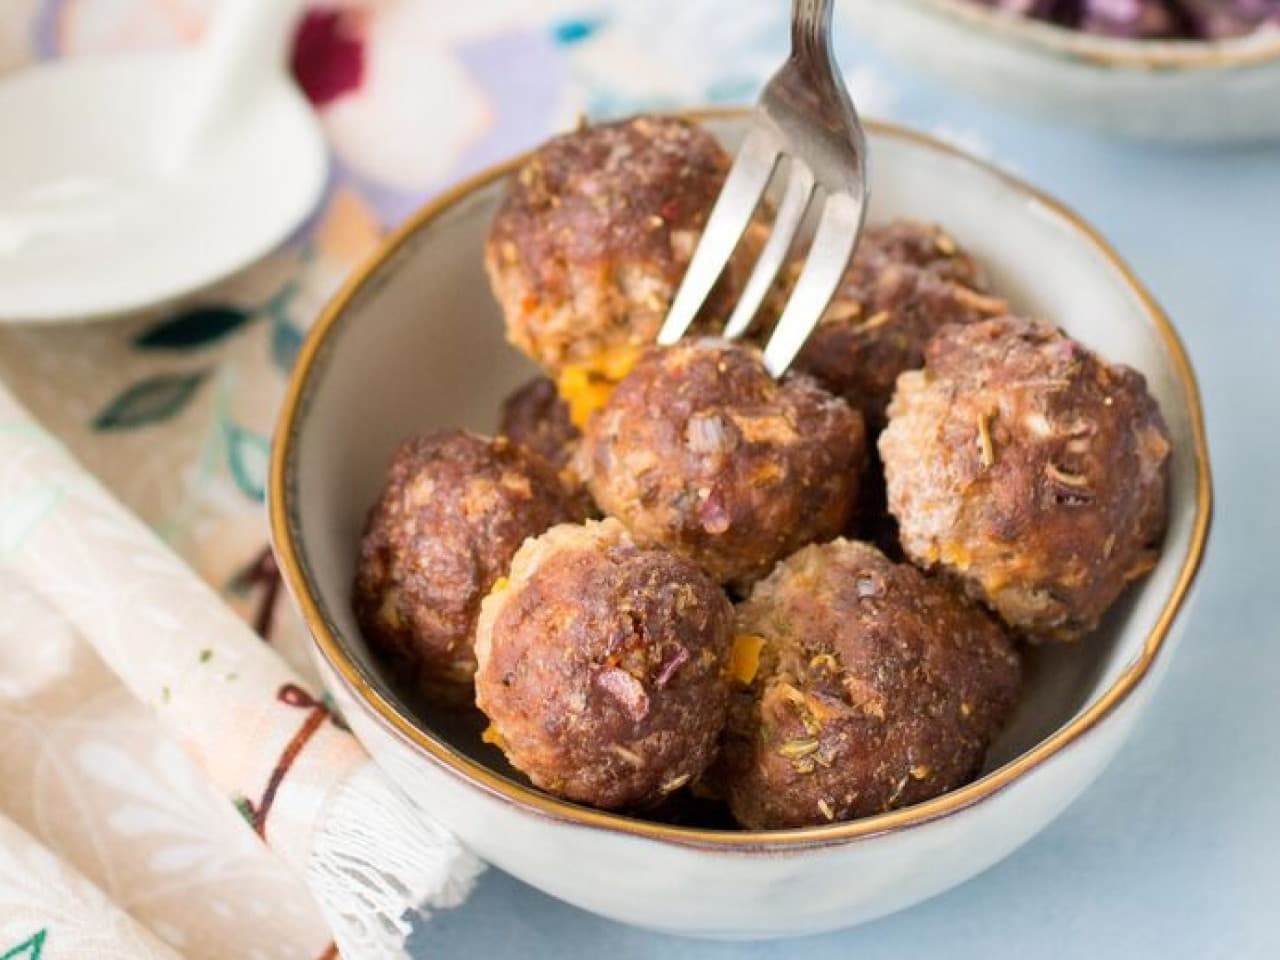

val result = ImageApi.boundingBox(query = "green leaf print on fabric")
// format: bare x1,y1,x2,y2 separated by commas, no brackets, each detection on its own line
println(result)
92,371,209,431
321,690,351,731
233,795,256,828
266,280,304,372
224,422,270,502
133,306,251,349
1,929,46,960
271,317,304,372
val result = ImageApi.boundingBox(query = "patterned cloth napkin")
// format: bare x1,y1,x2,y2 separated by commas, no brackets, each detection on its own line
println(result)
0,1,858,956
0,377,482,958
0,564,336,960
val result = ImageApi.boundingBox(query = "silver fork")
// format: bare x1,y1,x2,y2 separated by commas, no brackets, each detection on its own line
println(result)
656,0,868,377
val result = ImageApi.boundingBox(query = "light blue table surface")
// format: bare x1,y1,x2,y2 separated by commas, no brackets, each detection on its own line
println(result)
408,18,1280,960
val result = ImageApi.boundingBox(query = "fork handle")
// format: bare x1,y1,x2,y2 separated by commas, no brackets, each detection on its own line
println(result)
791,0,835,63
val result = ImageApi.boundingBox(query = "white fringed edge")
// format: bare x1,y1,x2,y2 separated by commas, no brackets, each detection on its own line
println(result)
307,761,485,958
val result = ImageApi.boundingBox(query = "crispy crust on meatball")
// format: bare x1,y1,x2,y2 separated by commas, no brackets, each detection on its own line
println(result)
581,338,868,589
353,431,588,702
498,376,580,472
722,539,1021,830
880,316,1171,641
485,115,761,375
474,519,733,809
793,221,1007,431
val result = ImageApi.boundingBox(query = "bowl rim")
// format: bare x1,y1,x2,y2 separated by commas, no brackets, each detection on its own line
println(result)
906,0,1280,70
269,109,1213,852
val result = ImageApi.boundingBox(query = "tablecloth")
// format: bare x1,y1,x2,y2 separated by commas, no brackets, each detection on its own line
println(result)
2,1,1278,959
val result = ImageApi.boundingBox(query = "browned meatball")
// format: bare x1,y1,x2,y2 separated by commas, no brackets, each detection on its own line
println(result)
722,539,1021,830
792,221,1007,431
880,316,1171,641
498,376,580,472
581,338,867,589
485,114,761,377
474,519,733,809
353,431,588,703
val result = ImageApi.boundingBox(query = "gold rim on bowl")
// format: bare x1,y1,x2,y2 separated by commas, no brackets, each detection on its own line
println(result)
270,110,1213,852
919,0,1280,70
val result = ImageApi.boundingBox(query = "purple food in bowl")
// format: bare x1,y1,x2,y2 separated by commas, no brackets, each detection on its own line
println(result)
974,0,1280,38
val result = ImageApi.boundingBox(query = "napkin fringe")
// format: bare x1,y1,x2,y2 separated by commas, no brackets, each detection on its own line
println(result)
307,762,484,958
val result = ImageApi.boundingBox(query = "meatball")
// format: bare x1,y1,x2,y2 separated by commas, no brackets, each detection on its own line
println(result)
793,220,1007,431
474,518,733,809
581,338,867,589
353,431,588,702
485,114,762,377
880,316,1171,641
722,539,1021,830
498,376,580,472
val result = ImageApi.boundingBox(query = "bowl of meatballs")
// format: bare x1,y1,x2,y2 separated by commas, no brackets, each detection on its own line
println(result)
270,110,1211,938
842,0,1280,142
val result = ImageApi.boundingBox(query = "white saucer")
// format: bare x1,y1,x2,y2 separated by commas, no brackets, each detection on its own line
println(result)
0,51,328,324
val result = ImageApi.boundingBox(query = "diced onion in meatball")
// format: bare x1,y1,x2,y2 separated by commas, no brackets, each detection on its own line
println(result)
880,316,1171,640
582,338,867,589
722,539,1021,829
475,519,733,809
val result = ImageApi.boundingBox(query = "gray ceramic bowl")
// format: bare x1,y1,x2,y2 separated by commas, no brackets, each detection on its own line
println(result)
270,112,1212,938
843,0,1280,142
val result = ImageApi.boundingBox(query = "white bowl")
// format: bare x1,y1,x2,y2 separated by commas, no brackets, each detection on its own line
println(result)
269,112,1212,939
842,0,1280,142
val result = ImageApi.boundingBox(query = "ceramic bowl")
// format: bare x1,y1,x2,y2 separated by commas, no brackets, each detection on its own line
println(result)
842,0,1280,142
269,112,1212,939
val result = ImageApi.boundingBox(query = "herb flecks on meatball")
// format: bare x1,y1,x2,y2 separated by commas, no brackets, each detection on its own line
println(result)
474,519,734,810
582,338,868,589
722,539,1021,829
793,220,1007,432
880,316,1171,641
485,114,765,378
353,430,589,703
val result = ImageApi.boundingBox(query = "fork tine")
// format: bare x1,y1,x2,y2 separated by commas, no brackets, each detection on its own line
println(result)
657,127,780,346
722,158,816,341
761,191,864,378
